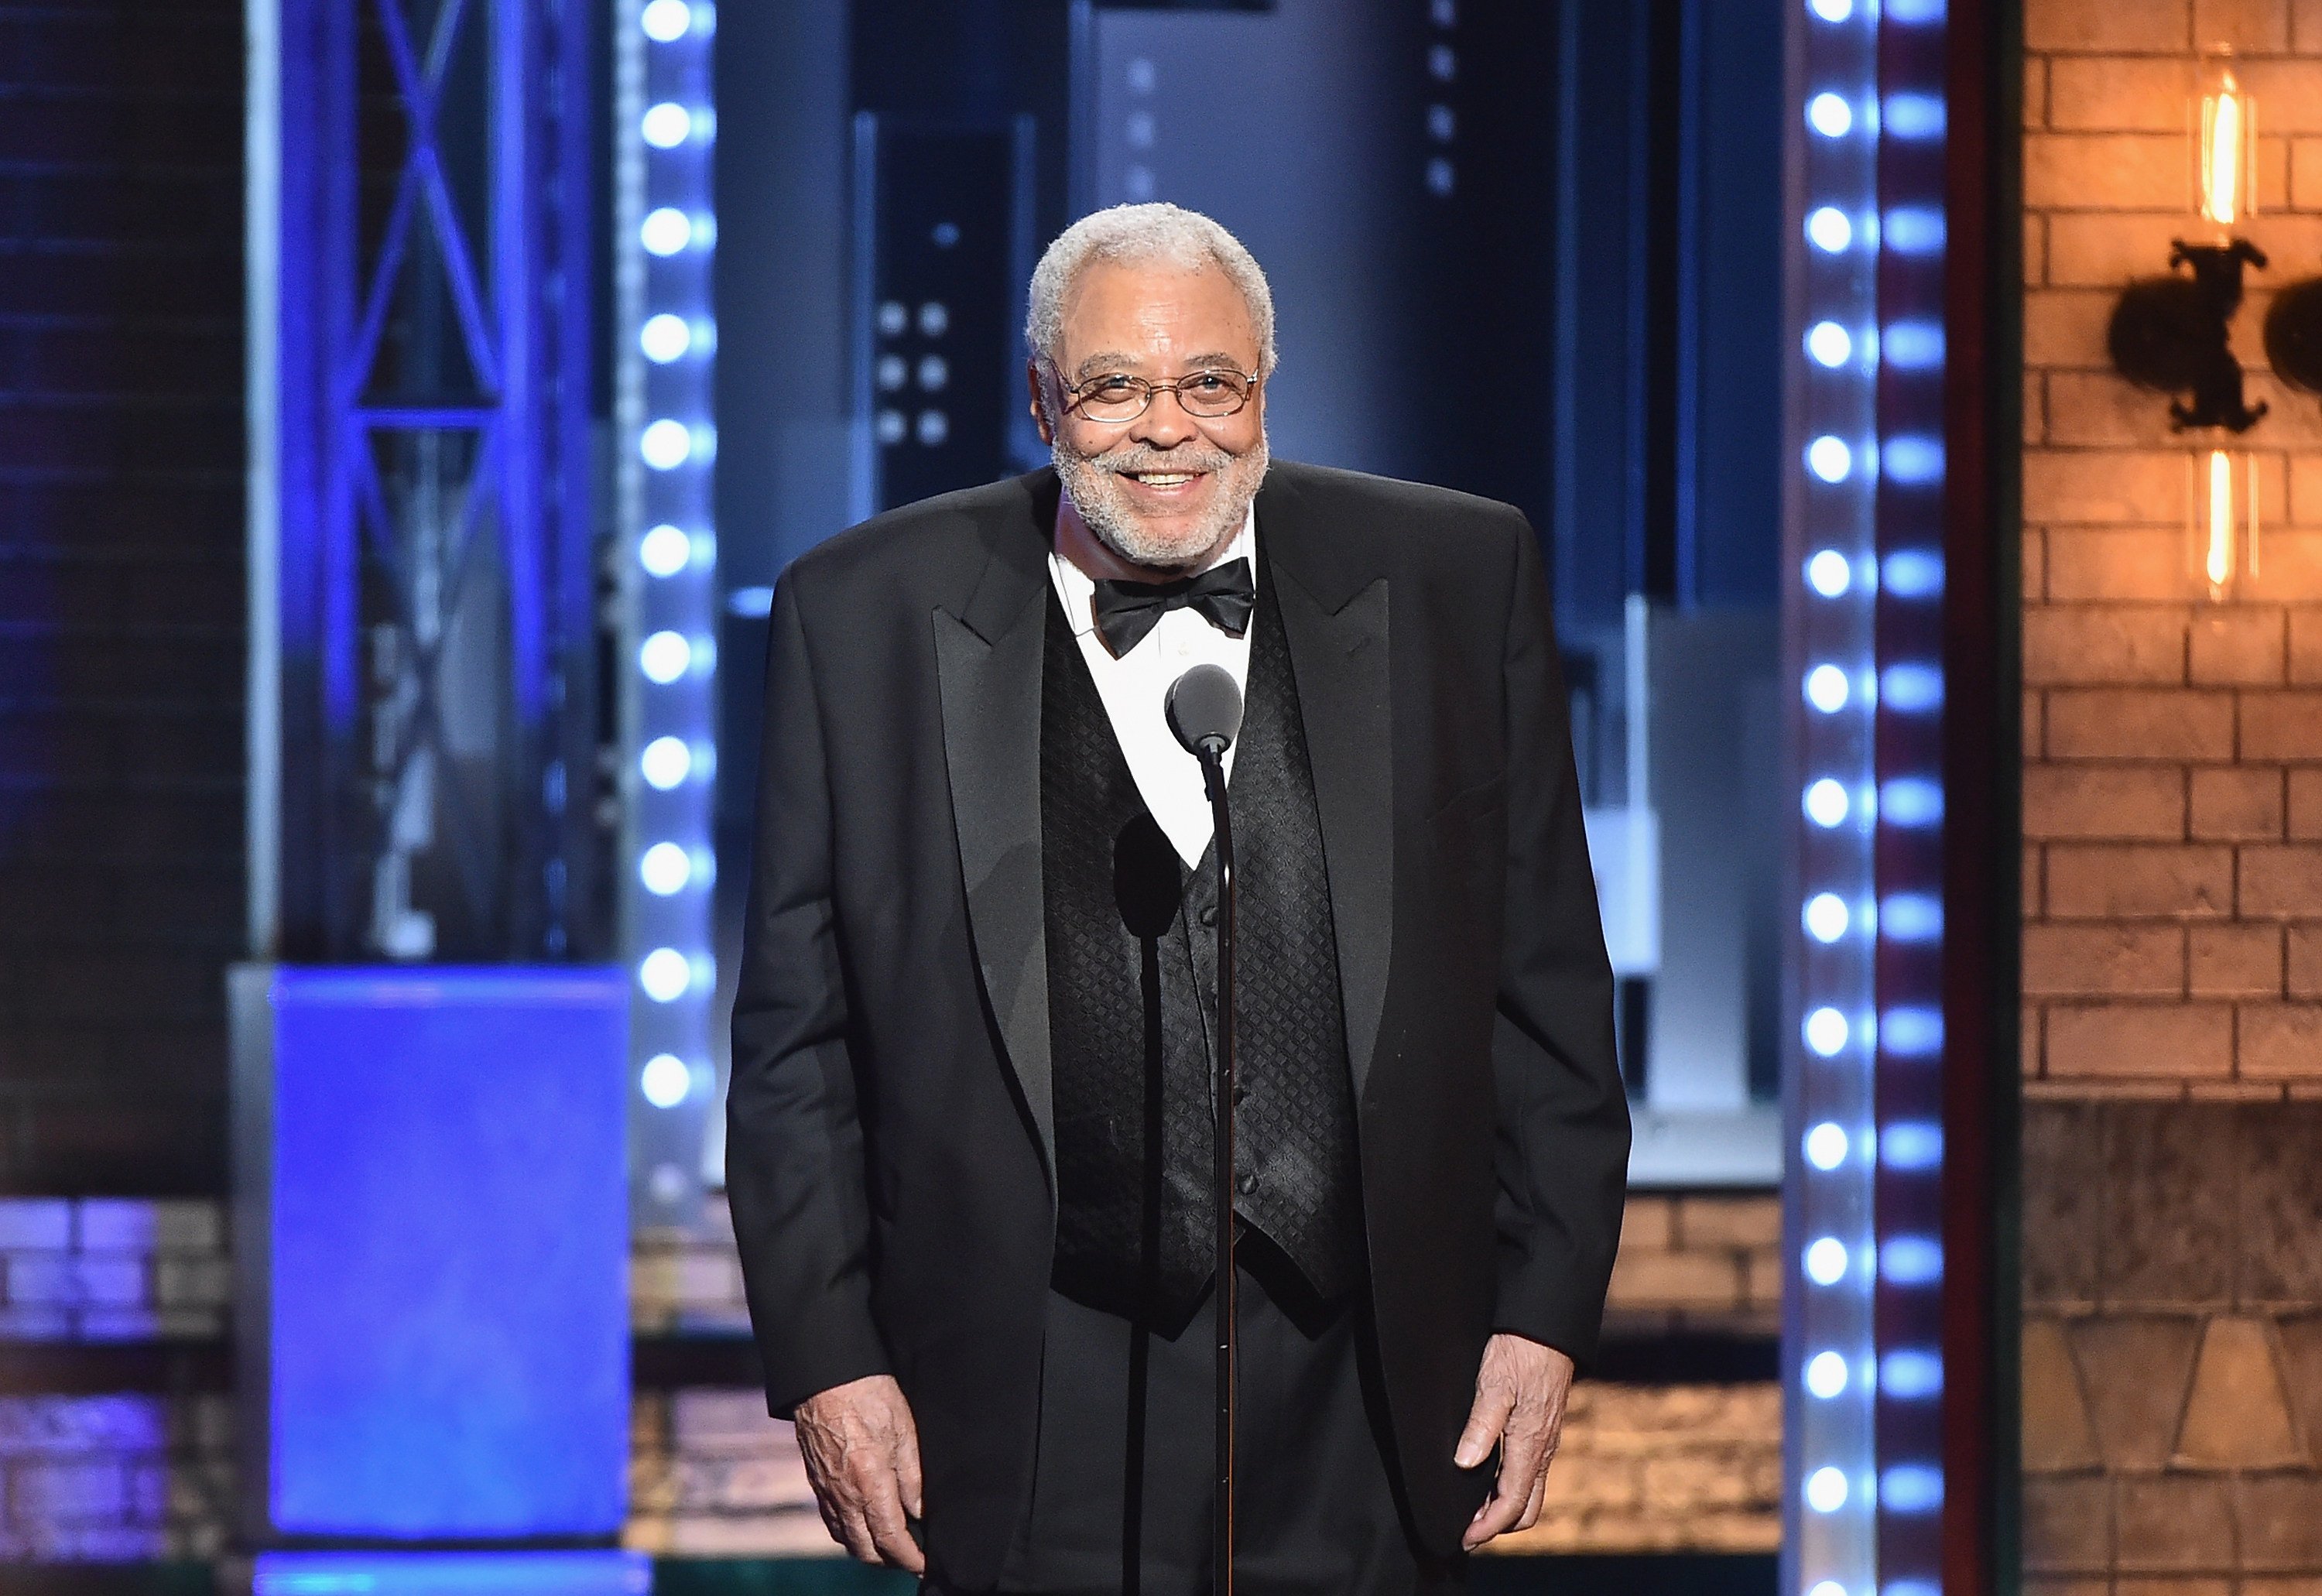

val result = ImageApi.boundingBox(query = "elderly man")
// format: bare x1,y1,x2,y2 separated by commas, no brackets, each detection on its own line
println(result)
728,202,1629,1594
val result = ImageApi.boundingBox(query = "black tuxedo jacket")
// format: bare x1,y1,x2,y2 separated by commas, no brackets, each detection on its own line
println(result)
728,461,1629,1584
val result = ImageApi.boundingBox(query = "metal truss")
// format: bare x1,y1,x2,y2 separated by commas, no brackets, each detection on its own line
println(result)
256,0,599,963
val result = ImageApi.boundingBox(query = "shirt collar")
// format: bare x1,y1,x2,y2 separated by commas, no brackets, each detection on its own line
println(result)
1047,502,1259,640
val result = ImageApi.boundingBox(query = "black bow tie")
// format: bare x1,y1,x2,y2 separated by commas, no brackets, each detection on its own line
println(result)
1090,559,1255,657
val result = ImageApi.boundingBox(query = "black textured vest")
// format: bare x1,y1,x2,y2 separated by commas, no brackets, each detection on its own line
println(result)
1041,566,1364,1329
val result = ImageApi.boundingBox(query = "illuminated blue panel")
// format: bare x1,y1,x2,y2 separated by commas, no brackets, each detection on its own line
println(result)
253,1550,650,1596
244,968,629,1537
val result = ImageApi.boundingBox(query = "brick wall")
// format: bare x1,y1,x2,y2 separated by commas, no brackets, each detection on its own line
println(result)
0,1197,228,1340
0,1395,232,1561
0,0,248,1194
2022,0,2322,1584
1494,1384,1781,1555
0,1198,232,1558
1601,1192,1782,1338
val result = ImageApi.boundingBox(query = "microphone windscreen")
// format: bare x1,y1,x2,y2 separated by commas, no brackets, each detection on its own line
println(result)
1166,663,1244,755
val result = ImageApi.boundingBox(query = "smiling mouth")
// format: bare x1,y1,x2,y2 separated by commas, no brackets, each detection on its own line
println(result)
1120,471,1203,488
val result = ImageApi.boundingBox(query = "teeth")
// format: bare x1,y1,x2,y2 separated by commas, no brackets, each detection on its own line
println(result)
1132,473,1193,486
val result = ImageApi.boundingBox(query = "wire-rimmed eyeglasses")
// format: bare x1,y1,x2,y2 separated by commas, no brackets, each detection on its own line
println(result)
1058,366,1262,424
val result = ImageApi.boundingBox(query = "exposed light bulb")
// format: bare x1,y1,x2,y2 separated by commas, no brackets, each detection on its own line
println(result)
2202,73,2246,227
2207,448,2234,590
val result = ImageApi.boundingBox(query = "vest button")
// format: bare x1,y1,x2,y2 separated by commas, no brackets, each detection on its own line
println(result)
1198,904,1218,927
1237,1172,1258,1196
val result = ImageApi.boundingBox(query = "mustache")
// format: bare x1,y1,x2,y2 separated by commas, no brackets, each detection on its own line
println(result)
1081,440,1239,478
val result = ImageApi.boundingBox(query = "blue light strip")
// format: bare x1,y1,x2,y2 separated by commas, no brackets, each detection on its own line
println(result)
617,0,717,1226
1786,0,1943,1591
1860,0,1954,1584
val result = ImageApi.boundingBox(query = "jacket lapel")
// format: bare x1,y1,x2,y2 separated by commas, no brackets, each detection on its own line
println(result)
1263,481,1394,1102
933,474,1058,1176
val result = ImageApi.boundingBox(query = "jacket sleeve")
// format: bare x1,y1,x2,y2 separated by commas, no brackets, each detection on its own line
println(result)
726,569,891,1416
1488,509,1632,1368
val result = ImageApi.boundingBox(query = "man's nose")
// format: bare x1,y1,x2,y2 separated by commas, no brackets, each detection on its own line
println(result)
1130,388,1197,448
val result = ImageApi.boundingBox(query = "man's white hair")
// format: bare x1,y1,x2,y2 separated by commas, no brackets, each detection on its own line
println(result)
1025,202,1278,379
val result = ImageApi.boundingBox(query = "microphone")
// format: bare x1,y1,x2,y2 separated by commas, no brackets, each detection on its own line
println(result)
1166,663,1244,759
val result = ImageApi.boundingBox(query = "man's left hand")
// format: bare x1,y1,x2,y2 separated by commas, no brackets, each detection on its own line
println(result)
1454,1331,1576,1550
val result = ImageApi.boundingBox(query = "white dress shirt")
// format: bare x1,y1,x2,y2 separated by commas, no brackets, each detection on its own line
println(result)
1046,506,1256,869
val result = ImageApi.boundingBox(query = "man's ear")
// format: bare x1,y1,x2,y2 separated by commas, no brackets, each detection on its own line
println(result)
1026,362,1055,446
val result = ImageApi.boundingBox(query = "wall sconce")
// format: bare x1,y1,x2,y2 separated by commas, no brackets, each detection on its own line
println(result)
2190,447,2259,601
2106,50,2315,606
2108,55,2266,437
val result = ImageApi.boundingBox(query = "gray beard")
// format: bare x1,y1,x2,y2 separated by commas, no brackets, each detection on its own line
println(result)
1053,432,1270,574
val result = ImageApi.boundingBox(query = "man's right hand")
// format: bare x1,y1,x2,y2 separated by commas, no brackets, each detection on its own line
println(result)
793,1373,926,1573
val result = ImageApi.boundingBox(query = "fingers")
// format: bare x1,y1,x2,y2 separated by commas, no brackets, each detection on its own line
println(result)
1454,1379,1515,1470
813,1497,855,1560
1517,1457,1550,1531
824,1497,879,1564
1464,1385,1560,1548
812,1461,921,1570
897,1413,926,1521
1466,1433,1553,1548
1464,1468,1529,1550
861,1471,927,1574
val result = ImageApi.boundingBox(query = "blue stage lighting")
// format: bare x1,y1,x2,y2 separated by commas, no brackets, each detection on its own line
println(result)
1804,1122,1851,1170
641,0,692,42
1786,2,1951,1582
1807,322,1854,368
618,0,719,1224
255,1551,649,1596
1807,207,1854,252
641,1052,694,1108
639,523,692,577
642,102,693,149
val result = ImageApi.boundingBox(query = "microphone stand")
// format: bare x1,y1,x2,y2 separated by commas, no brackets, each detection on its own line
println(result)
1167,660,1245,1595
1193,738,1237,1596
